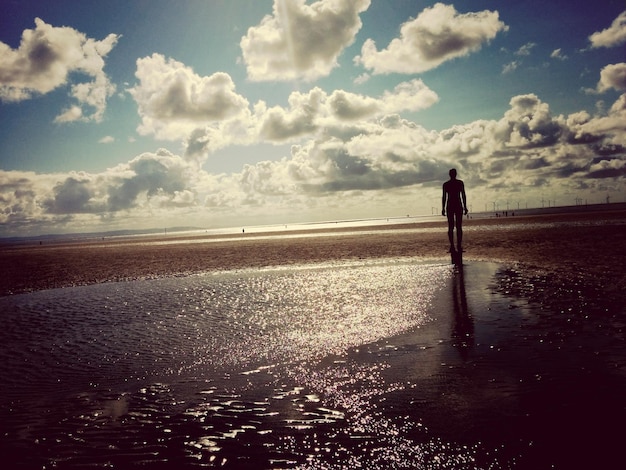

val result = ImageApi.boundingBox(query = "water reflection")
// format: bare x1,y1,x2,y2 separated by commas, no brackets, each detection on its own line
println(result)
450,266,474,360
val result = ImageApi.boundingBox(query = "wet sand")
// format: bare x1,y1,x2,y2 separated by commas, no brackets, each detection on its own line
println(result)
1,210,625,468
1,210,625,298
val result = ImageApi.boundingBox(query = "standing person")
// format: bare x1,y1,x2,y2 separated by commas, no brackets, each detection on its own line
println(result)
442,169,468,253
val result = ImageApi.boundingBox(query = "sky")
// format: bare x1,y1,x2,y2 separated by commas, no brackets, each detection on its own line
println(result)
1,0,625,236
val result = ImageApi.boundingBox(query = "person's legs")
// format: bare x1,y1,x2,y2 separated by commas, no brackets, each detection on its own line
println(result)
455,210,463,251
447,212,455,250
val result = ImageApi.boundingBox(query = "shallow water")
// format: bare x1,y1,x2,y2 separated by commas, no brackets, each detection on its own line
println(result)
0,260,623,468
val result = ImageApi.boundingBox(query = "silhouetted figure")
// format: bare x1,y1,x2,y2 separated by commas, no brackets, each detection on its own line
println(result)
442,169,468,253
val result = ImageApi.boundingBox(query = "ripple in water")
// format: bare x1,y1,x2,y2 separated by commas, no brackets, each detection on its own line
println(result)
1,260,471,468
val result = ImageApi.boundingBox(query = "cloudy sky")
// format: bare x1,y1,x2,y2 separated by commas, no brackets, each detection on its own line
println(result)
1,0,625,236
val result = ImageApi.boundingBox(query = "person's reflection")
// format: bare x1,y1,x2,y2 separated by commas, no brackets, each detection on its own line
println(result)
451,267,474,360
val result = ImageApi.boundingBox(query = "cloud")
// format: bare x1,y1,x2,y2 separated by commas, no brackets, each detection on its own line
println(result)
129,54,250,140
240,0,371,81
0,18,119,121
259,79,438,140
596,63,626,93
577,93,626,144
185,79,438,157
589,11,626,48
550,48,567,60
355,3,507,74
502,61,520,75
381,80,440,114
105,149,198,211
501,42,537,74
232,92,625,203
257,88,324,141
2,92,624,236
99,136,115,144
43,175,99,214
502,94,563,148
0,150,200,227
353,72,370,85
54,105,83,123
515,42,536,56
238,93,625,203
0,170,69,230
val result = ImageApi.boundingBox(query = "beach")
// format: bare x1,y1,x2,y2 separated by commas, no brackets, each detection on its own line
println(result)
1,210,625,468
1,210,625,297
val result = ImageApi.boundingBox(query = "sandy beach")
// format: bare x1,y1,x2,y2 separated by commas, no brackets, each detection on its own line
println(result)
1,210,625,299
1,209,625,468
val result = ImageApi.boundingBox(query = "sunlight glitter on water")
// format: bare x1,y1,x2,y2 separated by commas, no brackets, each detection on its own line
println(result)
0,259,456,468
2,259,621,468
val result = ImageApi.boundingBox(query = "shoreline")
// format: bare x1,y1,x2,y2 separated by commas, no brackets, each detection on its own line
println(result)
1,210,625,297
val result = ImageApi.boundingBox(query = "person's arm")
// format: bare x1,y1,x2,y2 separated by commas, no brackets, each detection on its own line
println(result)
441,184,447,216
461,182,468,215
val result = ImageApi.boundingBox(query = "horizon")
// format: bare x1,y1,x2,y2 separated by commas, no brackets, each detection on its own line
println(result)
3,200,624,243
1,1,625,237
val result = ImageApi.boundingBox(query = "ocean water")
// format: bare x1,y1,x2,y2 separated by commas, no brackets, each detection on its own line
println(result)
1,260,623,469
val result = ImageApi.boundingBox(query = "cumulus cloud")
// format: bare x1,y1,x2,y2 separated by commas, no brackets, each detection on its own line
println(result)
43,174,100,214
129,54,249,140
105,149,198,212
127,50,439,159
185,79,438,157
380,80,440,114
550,48,567,60
589,10,626,48
577,93,626,144
255,86,393,142
355,3,507,74
0,149,203,232
240,0,370,81
596,63,626,93
232,92,625,203
0,18,119,121
2,92,624,236
40,149,199,216
502,94,563,148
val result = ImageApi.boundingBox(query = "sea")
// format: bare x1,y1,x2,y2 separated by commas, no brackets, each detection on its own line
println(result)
1,256,624,467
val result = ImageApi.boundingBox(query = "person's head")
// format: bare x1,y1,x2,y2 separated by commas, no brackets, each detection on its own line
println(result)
449,168,457,179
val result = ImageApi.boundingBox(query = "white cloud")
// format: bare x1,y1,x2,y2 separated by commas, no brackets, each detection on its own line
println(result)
129,54,250,140
185,79,438,157
0,18,119,121
550,48,567,60
2,89,624,236
355,3,508,74
578,93,626,145
381,80,440,114
240,0,371,81
228,93,625,205
99,136,115,144
515,42,536,56
54,105,83,123
104,149,198,212
596,63,626,93
502,61,520,75
589,11,626,48
353,72,370,85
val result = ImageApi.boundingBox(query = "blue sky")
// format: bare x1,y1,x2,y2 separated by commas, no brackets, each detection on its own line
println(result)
1,0,625,236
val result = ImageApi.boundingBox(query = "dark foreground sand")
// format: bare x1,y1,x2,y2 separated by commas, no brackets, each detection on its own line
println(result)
1,210,625,299
1,210,625,468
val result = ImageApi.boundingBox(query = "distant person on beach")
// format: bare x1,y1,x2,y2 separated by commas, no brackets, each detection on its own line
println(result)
442,169,468,252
